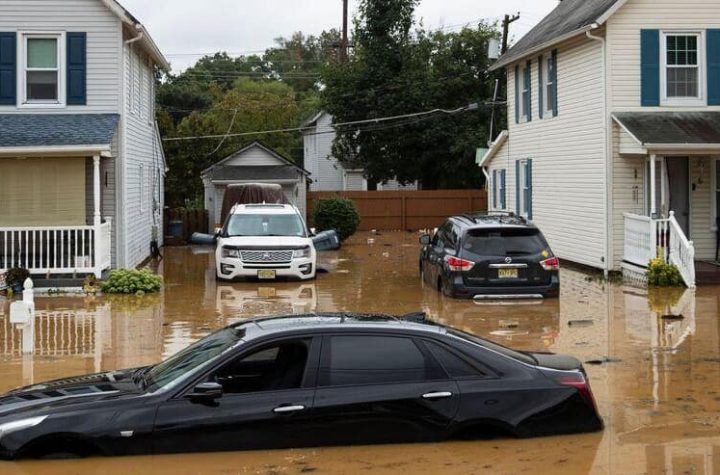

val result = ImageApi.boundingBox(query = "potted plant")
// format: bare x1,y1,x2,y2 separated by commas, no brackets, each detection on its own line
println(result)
5,268,30,294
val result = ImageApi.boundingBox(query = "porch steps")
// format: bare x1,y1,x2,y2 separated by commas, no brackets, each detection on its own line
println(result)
696,262,720,286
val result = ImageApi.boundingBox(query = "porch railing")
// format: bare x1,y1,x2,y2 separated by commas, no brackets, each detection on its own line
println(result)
624,212,695,288
0,220,112,278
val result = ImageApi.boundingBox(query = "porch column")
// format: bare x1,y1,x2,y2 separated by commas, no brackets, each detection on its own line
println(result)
93,155,101,227
660,156,667,216
650,154,657,217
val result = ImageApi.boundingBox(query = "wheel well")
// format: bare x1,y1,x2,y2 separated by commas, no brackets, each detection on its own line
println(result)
19,434,103,460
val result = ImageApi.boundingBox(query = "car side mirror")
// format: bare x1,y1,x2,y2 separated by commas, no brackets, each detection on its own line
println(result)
419,234,431,245
188,382,223,404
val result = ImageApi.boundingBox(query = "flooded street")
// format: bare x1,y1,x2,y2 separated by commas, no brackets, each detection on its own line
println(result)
1,231,719,474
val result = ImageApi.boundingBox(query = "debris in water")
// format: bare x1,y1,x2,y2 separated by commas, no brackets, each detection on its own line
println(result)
499,320,520,329
585,357,623,365
661,314,684,321
367,238,376,245
568,320,594,327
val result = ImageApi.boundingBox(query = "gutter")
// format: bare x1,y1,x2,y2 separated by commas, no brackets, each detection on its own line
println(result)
585,24,611,275
0,145,111,157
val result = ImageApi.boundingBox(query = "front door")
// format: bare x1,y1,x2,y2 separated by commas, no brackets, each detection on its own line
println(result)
152,337,320,454
667,157,690,237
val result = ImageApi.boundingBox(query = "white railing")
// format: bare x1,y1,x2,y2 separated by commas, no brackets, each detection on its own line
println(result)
624,212,696,288
0,219,112,278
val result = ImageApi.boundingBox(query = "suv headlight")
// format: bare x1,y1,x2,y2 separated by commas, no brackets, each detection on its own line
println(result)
293,247,312,259
221,248,241,259
0,416,48,440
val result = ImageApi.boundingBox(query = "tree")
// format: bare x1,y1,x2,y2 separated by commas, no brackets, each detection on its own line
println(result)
321,0,500,188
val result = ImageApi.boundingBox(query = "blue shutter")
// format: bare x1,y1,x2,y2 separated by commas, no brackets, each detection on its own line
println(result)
500,170,507,209
538,56,544,119
551,50,558,117
492,170,498,208
67,32,87,105
708,29,720,105
514,65,520,124
526,159,533,220
641,29,660,107
515,161,521,215
0,32,16,105
525,61,532,122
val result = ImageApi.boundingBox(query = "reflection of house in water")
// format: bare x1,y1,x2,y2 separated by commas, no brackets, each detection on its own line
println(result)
216,283,318,324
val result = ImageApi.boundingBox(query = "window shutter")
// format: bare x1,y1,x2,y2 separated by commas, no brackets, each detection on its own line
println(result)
515,161,521,215
641,29,660,107
500,170,507,209
514,65,520,124
538,56,544,119
0,32,16,105
708,29,720,105
551,50,558,117
492,170,498,208
526,159,533,220
525,61,532,122
67,32,87,105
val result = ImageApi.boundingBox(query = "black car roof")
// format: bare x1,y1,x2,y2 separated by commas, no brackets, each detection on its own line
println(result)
230,313,446,340
451,213,538,230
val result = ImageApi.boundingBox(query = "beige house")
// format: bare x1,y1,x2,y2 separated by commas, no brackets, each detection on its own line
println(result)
481,0,720,287
0,0,169,280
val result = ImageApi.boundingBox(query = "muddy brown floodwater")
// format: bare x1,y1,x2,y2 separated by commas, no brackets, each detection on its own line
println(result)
1,232,719,474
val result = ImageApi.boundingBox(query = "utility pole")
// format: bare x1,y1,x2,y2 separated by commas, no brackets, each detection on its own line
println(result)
340,0,349,62
501,13,520,54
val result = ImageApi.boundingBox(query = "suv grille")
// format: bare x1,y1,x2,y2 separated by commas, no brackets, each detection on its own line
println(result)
241,250,293,264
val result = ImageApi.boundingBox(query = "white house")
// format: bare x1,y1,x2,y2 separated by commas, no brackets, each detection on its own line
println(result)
480,0,720,287
202,142,310,228
0,0,168,280
303,111,419,191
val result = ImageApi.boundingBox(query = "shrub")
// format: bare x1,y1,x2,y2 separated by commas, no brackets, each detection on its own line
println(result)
5,268,30,289
312,198,361,242
647,256,684,287
101,269,163,295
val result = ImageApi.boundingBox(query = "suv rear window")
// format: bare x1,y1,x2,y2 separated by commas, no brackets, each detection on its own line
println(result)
462,228,547,257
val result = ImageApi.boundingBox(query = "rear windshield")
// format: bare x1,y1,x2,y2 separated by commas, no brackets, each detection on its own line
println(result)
462,228,547,257
448,329,537,366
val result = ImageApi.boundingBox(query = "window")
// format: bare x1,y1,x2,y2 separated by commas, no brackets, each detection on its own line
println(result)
521,63,531,121
209,340,310,394
662,32,703,104
492,169,506,210
462,228,548,257
23,34,62,104
544,55,556,113
517,159,532,219
319,336,443,386
424,341,485,378
715,159,720,229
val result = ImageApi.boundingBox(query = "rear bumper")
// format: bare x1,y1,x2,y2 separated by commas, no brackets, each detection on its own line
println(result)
448,275,560,299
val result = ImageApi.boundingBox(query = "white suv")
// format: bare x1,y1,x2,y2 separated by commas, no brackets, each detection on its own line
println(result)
216,204,317,281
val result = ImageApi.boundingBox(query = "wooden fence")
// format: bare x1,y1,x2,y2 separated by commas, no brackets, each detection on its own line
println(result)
307,190,488,231
164,209,209,245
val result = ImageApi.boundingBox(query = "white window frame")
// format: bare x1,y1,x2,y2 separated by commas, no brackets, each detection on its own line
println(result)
543,55,555,114
518,160,530,218
661,30,706,106
18,32,66,108
521,64,530,122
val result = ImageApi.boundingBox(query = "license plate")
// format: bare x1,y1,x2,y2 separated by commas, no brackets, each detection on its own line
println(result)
258,287,277,298
498,269,519,279
257,270,277,280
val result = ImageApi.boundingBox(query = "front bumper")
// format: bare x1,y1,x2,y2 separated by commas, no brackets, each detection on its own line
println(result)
448,275,560,299
216,257,316,281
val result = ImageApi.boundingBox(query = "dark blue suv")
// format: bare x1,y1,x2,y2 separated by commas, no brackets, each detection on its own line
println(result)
420,213,560,299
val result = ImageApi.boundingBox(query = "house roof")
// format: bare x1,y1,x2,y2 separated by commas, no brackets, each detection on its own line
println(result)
208,165,306,183
478,130,509,168
202,141,310,177
0,114,120,149
613,112,720,147
490,0,624,71
301,111,327,129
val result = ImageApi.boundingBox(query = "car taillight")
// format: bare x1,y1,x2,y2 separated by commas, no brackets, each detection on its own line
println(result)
540,256,560,271
445,256,475,272
556,372,598,412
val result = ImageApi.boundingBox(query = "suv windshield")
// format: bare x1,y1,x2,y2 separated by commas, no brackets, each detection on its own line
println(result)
462,228,547,257
227,213,306,237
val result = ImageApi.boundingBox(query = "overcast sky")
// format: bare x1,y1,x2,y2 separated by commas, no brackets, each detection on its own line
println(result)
120,0,559,73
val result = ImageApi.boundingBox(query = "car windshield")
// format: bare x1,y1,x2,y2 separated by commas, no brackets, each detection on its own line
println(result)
226,213,306,237
462,228,547,257
448,328,537,366
144,328,244,391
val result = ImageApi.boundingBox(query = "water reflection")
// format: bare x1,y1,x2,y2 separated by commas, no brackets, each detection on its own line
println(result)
0,234,718,474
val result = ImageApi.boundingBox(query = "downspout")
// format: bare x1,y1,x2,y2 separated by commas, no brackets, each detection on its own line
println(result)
586,24,611,276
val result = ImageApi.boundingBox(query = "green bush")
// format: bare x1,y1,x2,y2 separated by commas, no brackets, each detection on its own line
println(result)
312,198,361,242
101,269,163,295
647,256,684,287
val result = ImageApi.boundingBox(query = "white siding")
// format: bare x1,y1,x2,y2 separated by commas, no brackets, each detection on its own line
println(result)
305,112,344,191
0,0,122,113
690,157,717,260
607,0,720,112
344,170,366,191
487,36,607,269
223,148,287,167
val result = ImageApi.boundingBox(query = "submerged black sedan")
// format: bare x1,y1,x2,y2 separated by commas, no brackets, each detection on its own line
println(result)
0,314,602,459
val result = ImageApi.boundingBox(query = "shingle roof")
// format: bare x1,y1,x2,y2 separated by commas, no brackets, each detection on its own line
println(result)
491,0,622,71
613,112,720,145
209,165,304,182
0,114,120,148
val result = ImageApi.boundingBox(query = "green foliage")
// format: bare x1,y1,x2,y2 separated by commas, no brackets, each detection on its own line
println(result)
5,268,30,288
647,256,684,287
321,0,499,189
102,269,163,295
312,198,361,242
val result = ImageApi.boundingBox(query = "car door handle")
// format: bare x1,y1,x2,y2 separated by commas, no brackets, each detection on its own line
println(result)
273,405,306,414
422,392,453,400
